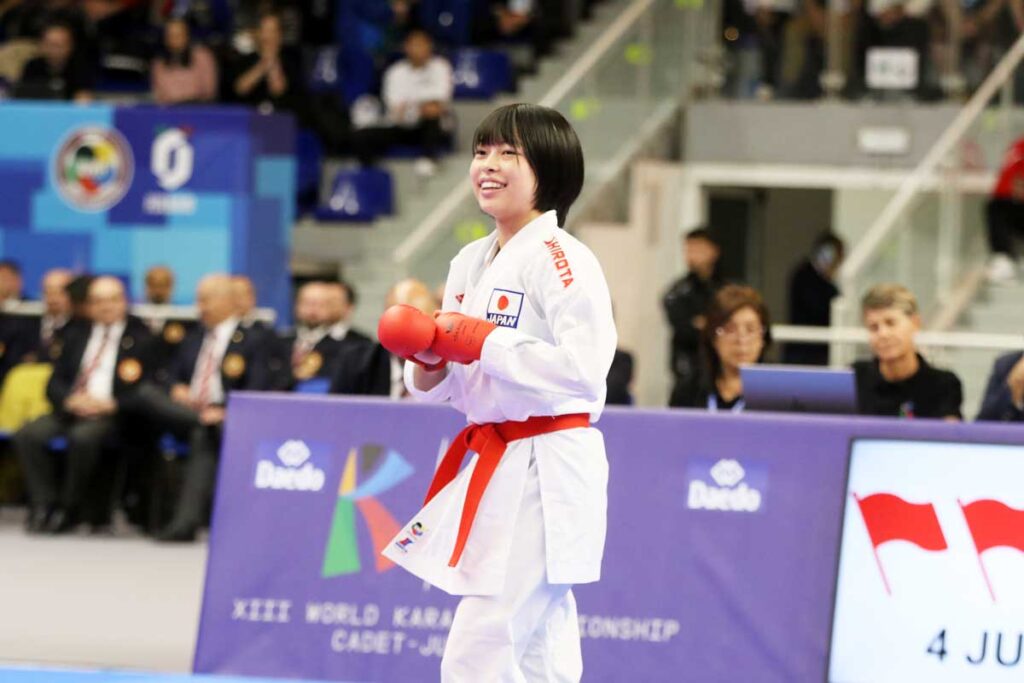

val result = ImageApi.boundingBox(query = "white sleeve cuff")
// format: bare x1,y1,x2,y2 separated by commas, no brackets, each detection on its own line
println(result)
478,326,519,380
403,359,454,402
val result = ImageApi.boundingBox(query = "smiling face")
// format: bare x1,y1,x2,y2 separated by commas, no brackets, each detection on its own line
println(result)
470,141,540,228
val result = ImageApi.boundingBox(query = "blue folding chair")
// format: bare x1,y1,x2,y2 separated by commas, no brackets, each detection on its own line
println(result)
452,48,514,99
315,167,394,222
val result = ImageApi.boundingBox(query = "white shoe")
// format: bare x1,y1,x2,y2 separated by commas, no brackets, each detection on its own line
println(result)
987,253,1017,284
414,157,437,178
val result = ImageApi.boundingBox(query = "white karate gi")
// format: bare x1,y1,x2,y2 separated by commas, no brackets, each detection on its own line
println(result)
383,210,617,682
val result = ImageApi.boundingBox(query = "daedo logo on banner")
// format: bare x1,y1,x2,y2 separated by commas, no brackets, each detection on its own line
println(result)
686,458,766,513
254,440,326,492
144,125,197,216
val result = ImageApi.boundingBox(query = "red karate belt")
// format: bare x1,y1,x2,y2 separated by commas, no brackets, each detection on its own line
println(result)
423,413,590,567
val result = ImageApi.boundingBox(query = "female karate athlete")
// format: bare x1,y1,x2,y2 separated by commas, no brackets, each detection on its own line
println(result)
377,103,617,682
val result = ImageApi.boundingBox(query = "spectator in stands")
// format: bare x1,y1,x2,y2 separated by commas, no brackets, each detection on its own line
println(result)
14,276,153,534
65,274,95,321
985,137,1024,283
232,11,352,154
751,0,795,98
144,265,174,306
664,228,723,407
37,267,73,347
851,0,932,97
324,280,367,344
0,268,72,383
783,232,844,365
472,0,552,70
853,283,962,419
231,275,265,333
142,265,195,384
674,284,772,411
331,278,435,398
151,15,218,105
786,0,831,98
233,12,302,108
15,21,94,102
934,0,1015,94
132,274,269,542
0,259,24,307
24,268,73,361
976,350,1024,421
353,28,453,177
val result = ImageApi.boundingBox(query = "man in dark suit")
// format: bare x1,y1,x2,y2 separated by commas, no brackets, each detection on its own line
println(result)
664,228,723,407
133,274,269,541
271,281,364,391
140,265,197,385
977,352,1024,422
0,268,75,381
331,278,430,398
13,276,154,534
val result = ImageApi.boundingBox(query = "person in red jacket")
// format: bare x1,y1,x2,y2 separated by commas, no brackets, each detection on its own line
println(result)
986,138,1024,283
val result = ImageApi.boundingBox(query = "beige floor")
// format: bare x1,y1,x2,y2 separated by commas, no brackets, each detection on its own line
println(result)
0,510,207,673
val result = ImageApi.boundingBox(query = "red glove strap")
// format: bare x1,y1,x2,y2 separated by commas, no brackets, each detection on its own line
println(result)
431,313,497,364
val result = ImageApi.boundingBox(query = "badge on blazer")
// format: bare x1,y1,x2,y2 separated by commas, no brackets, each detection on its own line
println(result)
223,352,246,378
49,341,63,360
117,358,142,384
232,330,245,344
164,322,185,344
294,351,323,380
121,336,134,350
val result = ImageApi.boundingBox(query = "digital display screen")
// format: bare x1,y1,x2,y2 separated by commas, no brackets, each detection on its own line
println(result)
829,439,1024,682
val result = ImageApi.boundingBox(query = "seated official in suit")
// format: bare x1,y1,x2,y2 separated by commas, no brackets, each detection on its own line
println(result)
139,265,196,384
133,274,268,541
853,284,963,420
977,351,1024,421
325,280,369,348
13,276,153,534
232,274,270,337
0,268,75,381
331,278,435,399
271,281,366,391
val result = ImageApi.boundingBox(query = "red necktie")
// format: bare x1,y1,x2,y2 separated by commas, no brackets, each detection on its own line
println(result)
193,333,218,407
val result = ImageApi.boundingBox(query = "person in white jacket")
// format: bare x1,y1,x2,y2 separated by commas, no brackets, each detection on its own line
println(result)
377,103,617,682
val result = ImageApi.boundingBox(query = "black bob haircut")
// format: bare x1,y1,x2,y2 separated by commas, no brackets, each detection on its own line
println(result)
472,103,584,226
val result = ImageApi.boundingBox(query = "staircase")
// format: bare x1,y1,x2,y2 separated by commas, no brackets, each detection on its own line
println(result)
945,279,1024,417
290,0,702,333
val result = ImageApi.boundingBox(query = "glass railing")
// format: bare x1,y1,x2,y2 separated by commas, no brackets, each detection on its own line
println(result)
394,0,717,287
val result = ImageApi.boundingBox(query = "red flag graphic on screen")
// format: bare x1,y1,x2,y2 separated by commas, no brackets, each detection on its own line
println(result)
959,498,1024,603
854,493,948,595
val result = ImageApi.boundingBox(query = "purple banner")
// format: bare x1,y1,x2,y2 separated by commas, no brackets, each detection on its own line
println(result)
194,395,1024,682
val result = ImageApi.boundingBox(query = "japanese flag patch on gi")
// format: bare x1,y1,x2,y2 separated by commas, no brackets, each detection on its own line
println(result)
486,288,524,328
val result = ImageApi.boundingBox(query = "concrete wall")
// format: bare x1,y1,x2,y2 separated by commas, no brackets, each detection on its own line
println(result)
685,101,961,168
